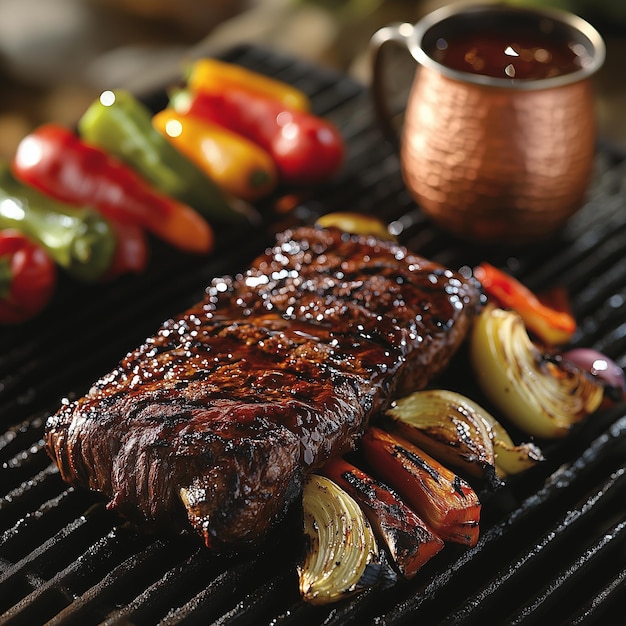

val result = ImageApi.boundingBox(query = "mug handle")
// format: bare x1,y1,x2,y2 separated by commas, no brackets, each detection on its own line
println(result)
369,22,415,148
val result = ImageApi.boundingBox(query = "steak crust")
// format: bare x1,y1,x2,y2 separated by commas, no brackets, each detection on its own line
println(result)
45,226,482,550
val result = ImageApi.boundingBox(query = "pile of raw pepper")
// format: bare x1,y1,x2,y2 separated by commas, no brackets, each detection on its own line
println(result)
0,59,345,324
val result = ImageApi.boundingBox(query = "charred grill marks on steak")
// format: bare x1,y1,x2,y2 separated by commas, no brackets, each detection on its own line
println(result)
45,226,482,550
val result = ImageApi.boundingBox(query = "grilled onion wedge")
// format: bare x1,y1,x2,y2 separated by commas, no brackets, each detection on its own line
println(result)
385,389,498,484
477,398,546,478
470,305,605,439
299,474,382,605
385,389,544,482
322,456,444,579
361,427,481,547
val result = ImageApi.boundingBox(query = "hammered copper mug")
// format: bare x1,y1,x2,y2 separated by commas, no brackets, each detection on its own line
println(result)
370,3,605,243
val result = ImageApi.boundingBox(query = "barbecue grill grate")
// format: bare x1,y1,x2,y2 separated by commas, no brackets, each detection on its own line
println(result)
1,44,626,625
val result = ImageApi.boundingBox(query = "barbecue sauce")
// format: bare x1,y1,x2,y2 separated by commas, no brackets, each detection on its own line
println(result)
430,25,592,80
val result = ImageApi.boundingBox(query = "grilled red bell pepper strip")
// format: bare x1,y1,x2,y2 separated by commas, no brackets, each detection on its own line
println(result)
322,455,444,579
0,229,56,324
78,90,248,224
12,123,213,255
153,107,278,201
361,427,481,547
474,262,576,346
0,164,115,282
170,88,345,186
187,58,311,112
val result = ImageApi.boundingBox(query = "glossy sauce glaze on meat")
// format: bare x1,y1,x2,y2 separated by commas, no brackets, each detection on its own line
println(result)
45,226,483,550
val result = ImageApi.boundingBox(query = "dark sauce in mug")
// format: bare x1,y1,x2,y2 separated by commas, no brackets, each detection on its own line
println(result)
430,24,592,80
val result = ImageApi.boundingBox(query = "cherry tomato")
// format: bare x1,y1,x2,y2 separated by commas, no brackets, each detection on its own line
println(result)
0,230,57,323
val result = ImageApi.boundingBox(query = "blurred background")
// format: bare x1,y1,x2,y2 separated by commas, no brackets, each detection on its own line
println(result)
1,0,625,160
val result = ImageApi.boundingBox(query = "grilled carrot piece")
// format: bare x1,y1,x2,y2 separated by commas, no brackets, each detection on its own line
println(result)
361,427,481,547
322,456,444,578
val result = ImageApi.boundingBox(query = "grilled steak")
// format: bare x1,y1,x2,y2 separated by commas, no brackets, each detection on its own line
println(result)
46,225,482,550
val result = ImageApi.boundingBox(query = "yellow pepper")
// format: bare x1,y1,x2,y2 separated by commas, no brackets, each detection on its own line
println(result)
186,58,311,112
153,108,278,202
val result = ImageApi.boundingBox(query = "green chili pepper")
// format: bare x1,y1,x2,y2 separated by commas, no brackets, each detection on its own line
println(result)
78,89,250,224
0,164,115,282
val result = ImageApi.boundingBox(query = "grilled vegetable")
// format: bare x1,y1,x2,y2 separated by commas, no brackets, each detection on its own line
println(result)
385,389,543,481
299,474,382,605
474,262,576,346
187,57,311,112
564,348,626,399
480,400,546,477
78,90,247,224
322,456,444,579
361,427,481,547
470,305,604,439
153,107,277,201
385,389,497,483
315,212,396,241
103,220,149,279
170,88,345,186
12,123,213,254
0,164,115,282
0,229,56,323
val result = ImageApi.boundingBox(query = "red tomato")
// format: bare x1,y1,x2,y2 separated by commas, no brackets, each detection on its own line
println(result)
0,230,57,323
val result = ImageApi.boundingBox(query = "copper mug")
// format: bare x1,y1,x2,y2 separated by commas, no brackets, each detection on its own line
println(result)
370,3,605,243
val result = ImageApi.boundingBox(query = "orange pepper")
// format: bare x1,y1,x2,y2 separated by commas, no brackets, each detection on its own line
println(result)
474,262,576,346
153,108,278,201
186,58,310,112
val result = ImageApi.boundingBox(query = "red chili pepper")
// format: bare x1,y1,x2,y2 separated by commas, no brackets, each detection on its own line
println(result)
103,220,149,280
474,262,576,346
0,229,56,324
12,124,213,254
171,88,345,186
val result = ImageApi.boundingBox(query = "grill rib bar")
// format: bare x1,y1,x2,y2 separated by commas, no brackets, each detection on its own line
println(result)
377,415,626,625
98,548,226,626
0,505,118,615
441,470,626,625
507,518,626,625
569,565,626,624
0,530,149,626
44,538,196,626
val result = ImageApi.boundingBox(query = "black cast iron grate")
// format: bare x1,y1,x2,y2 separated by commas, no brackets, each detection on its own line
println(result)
1,44,626,625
